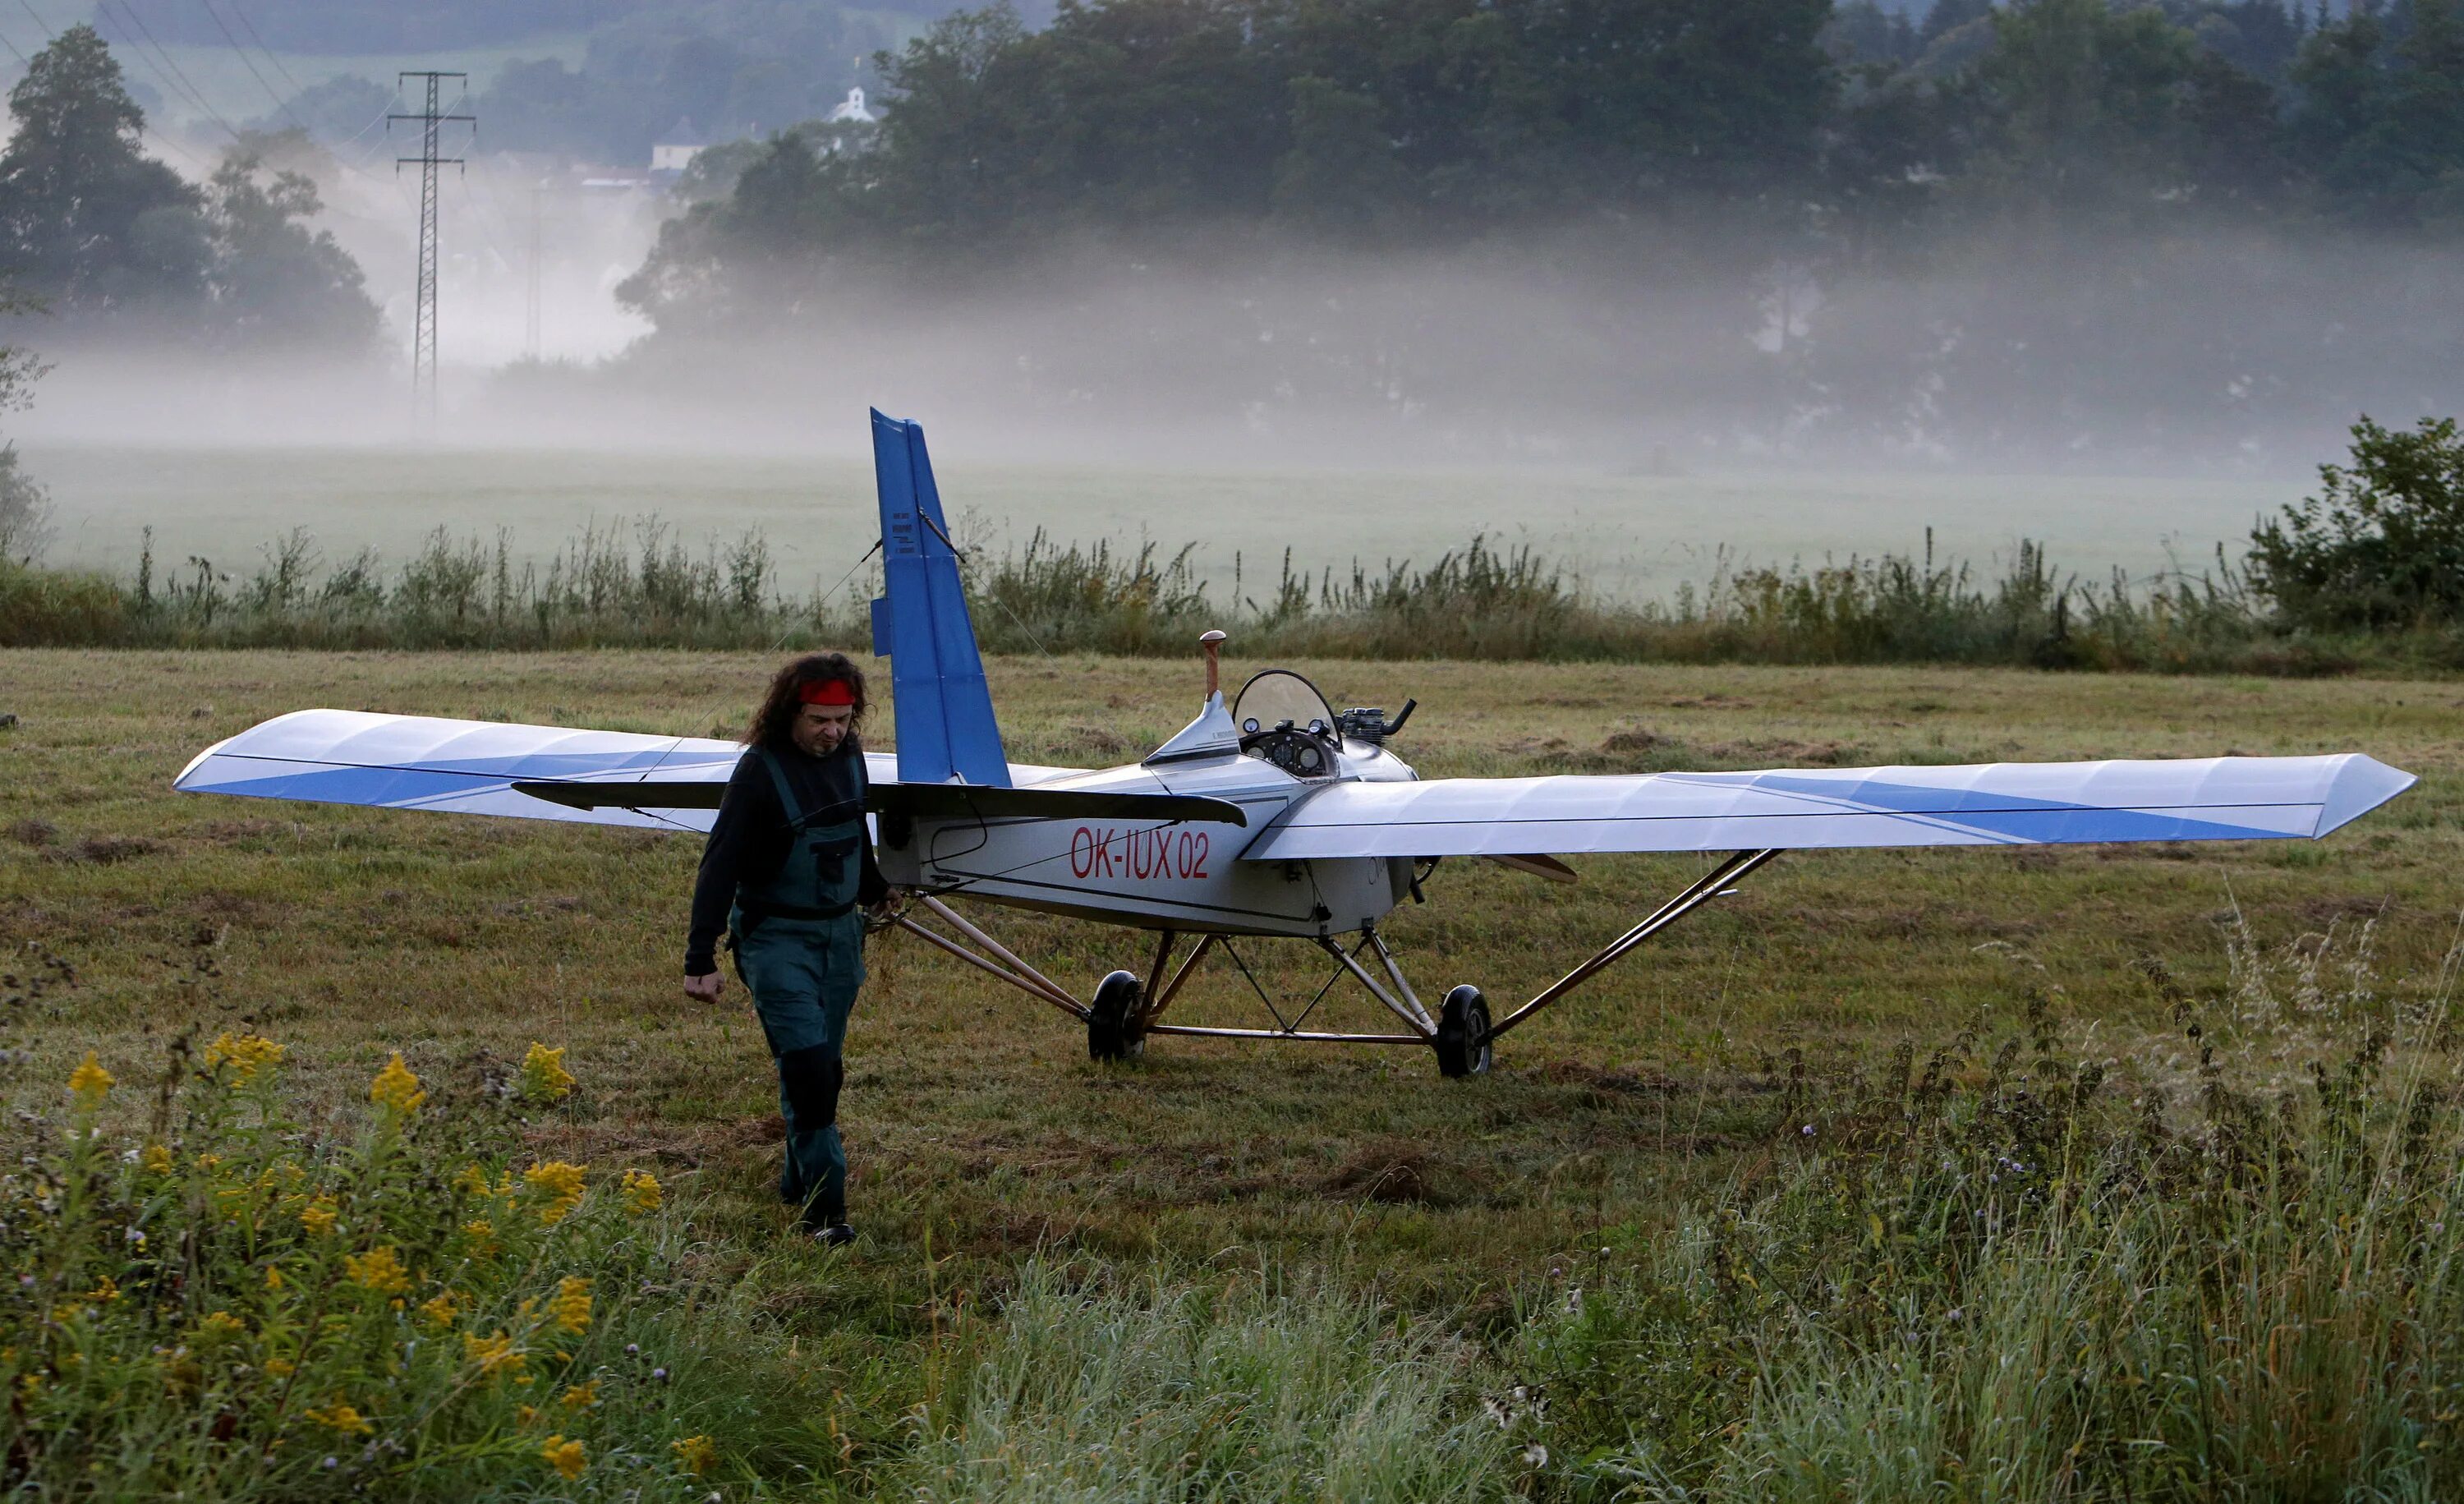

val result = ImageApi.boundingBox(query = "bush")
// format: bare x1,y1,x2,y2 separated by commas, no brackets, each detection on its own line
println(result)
2251,415,2464,631
0,1037,772,1499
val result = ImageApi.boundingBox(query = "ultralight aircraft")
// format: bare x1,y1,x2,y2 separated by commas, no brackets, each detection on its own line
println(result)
176,412,2420,1075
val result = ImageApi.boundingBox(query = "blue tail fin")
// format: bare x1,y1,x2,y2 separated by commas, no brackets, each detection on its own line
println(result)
868,410,1011,787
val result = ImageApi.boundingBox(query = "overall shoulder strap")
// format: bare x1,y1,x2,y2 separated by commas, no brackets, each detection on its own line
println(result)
754,747,807,828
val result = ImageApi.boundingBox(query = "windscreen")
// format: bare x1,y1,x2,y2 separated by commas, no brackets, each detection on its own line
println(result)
1233,670,1337,735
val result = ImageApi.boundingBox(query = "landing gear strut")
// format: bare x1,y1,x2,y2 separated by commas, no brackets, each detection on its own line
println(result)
889,851,1779,1078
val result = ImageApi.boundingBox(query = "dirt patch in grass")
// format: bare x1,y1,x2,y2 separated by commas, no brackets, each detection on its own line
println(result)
50,835,164,865
1700,738,1856,767
1325,1142,1456,1206
2299,893,2396,927
6,818,53,847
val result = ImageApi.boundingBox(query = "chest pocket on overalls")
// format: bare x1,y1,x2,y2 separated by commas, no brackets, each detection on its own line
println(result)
743,747,866,922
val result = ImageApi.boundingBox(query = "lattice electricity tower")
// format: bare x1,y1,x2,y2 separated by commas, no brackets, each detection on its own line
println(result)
390,72,474,435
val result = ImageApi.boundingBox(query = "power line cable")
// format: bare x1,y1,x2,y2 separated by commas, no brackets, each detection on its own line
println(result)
94,0,245,144
15,0,210,169
194,0,310,136
219,0,306,101
0,25,30,65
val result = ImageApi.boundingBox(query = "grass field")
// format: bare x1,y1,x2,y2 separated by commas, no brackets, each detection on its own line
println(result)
25,442,2298,609
3,648,2459,1497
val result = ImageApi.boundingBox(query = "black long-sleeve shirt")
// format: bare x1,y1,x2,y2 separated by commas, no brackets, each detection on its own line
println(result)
684,738,886,976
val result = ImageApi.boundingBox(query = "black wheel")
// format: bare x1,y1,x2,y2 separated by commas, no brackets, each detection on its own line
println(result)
1433,985,1492,1078
1087,969,1145,1063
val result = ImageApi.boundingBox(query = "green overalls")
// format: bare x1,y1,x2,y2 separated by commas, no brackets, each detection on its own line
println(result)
729,747,870,1225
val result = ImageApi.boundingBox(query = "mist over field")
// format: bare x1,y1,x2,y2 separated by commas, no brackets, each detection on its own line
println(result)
3,0,2460,593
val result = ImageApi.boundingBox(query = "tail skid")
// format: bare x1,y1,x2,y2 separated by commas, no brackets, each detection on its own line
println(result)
868,410,1010,787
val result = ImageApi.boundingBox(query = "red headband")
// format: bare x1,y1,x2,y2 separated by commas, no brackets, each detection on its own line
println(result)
798,678,857,706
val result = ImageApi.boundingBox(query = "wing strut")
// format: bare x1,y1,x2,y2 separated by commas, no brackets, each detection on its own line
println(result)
889,894,1088,1020
1486,849,1781,1042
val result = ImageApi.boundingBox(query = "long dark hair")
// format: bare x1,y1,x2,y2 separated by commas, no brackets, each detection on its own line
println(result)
745,652,869,749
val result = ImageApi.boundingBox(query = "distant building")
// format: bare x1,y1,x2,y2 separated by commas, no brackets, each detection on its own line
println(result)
825,87,876,125
650,117,707,173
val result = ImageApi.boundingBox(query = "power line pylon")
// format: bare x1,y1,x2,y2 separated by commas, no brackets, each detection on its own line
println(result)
389,71,473,435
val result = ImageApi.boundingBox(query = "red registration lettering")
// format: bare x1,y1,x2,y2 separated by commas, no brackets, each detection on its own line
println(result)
1068,825,1210,884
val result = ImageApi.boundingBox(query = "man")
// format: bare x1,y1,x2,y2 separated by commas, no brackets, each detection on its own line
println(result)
685,652,890,1246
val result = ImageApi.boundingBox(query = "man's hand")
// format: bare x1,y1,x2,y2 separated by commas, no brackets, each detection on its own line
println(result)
684,970,724,1004
862,885,907,934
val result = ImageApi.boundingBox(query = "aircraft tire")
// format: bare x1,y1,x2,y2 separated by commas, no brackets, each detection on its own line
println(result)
1434,985,1492,1079
1087,969,1144,1063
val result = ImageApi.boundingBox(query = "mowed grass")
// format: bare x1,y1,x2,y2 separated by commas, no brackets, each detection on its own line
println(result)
4,648,2455,1298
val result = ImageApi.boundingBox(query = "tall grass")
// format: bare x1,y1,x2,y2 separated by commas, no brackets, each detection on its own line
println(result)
898,1264,1522,1502
1516,923,2464,1501
7,520,2459,672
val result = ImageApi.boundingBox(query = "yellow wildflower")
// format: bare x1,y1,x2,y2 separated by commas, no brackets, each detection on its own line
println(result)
264,1358,295,1379
522,1161,586,1225
463,1331,526,1382
342,1246,413,1295
194,1311,246,1341
67,1052,113,1104
520,1042,576,1103
264,1265,283,1291
672,1434,718,1475
298,1196,338,1236
461,1218,498,1256
540,1435,586,1480
302,1401,374,1435
621,1168,663,1214
516,1403,540,1424
559,1380,598,1410
85,1275,120,1304
369,1053,425,1113
452,1163,491,1198
549,1276,591,1336
140,1143,174,1175
16,1373,42,1399
203,1033,284,1083
418,1292,459,1328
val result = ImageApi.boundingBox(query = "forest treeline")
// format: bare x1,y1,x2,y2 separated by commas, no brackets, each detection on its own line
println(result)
597,0,2464,462
628,0,2464,290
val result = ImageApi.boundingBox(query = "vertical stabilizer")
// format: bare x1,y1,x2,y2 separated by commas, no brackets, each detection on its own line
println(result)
868,410,1011,787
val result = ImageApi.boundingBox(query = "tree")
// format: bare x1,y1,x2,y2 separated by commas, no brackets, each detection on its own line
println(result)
0,287,49,560
2250,416,2464,629
205,145,383,352
0,25,210,320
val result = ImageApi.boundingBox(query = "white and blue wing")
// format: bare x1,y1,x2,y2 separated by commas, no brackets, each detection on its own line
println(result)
172,710,761,832
1243,755,2416,860
175,708,1137,832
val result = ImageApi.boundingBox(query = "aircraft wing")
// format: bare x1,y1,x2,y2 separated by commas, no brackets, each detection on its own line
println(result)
1240,755,2416,860
172,709,1082,835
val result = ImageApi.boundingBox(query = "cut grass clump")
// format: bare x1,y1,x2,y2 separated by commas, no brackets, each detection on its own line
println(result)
898,1262,1523,1502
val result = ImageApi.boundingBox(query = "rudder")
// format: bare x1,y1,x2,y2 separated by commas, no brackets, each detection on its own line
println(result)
868,410,1011,787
